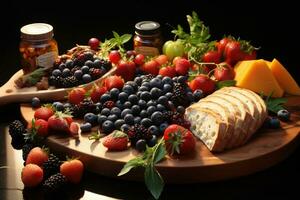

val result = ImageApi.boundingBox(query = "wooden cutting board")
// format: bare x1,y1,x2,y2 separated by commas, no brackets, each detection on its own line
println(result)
0,68,115,105
20,96,300,183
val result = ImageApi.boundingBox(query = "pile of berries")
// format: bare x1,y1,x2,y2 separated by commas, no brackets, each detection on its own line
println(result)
49,51,111,88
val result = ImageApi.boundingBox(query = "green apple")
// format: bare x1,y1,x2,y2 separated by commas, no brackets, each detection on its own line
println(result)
163,40,185,61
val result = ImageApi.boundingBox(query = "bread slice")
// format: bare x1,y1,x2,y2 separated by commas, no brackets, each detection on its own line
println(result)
185,107,227,152
202,95,246,149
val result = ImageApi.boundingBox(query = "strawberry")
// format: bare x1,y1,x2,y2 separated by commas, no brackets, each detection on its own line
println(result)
21,164,43,187
34,106,54,121
155,54,169,66
175,58,191,75
90,84,107,103
133,54,145,65
163,124,195,155
217,37,232,55
60,158,84,184
68,88,86,105
214,63,235,81
141,60,159,75
28,118,49,137
104,75,124,91
69,122,80,138
116,60,136,81
26,147,49,166
189,74,215,94
202,50,222,64
159,66,177,78
102,130,128,151
48,111,72,133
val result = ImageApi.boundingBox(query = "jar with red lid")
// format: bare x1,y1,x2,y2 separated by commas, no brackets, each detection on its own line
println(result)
19,23,59,74
133,21,163,56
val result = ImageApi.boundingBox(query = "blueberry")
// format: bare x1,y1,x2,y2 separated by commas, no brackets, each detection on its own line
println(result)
151,111,163,125
177,106,185,114
147,100,157,107
136,91,142,97
62,68,71,77
52,101,60,108
101,108,111,116
157,96,168,105
74,70,83,79
150,87,162,99
63,103,72,110
167,101,175,110
141,82,150,88
31,97,41,108
110,88,120,100
123,101,132,109
81,65,90,74
100,93,111,103
111,107,121,117
93,59,101,68
138,99,147,109
140,91,151,101
134,77,143,85
122,85,134,95
102,120,115,133
124,114,134,125
52,69,61,77
177,76,187,83
156,104,166,112
193,89,203,102
140,110,148,118
97,115,107,125
84,113,98,125
121,124,130,132
131,105,140,115
147,106,157,115
80,122,92,132
121,109,132,118
82,74,92,83
156,75,163,79
58,63,66,70
162,76,173,85
172,77,178,82
277,109,290,121
118,92,128,103
148,125,160,136
159,122,169,133
128,94,139,104
65,60,74,68
115,100,123,109
163,84,172,93
114,119,125,130
108,114,118,122
126,81,138,91
139,86,149,92
135,139,146,152
147,135,158,147
187,92,194,103
165,92,173,99
85,60,94,68
269,117,280,129
134,116,142,124
141,118,152,127
149,78,163,89
54,102,64,111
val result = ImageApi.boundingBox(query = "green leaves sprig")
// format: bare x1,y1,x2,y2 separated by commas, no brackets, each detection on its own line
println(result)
263,92,287,113
118,139,167,199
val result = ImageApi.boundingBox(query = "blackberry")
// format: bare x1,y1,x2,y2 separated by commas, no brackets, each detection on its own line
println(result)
71,66,81,73
89,68,103,80
127,124,151,145
162,111,173,122
103,101,115,109
62,76,79,88
48,75,56,86
9,120,25,139
71,99,96,118
22,143,34,161
100,59,112,71
51,76,64,88
43,173,67,193
171,82,187,107
43,154,61,179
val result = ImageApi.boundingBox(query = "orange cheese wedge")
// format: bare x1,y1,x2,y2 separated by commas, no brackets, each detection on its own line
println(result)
234,59,284,97
267,59,300,95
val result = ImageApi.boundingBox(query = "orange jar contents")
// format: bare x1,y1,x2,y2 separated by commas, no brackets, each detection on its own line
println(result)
133,21,163,56
19,23,59,74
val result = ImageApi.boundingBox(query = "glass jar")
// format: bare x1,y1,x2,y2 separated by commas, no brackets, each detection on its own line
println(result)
133,21,163,56
19,23,59,74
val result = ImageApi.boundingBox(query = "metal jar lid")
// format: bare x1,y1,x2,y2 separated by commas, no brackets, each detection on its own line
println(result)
135,21,160,35
20,23,54,41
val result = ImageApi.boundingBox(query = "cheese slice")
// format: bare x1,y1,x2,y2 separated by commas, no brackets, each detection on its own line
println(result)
234,59,284,97
234,60,256,82
267,59,300,95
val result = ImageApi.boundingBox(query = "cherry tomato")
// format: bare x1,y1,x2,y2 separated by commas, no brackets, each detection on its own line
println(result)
109,50,121,64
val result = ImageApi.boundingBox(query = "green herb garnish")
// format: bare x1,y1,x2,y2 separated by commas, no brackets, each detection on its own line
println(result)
216,80,236,89
263,92,287,113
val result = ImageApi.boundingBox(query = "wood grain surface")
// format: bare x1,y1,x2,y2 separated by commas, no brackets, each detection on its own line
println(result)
20,96,300,183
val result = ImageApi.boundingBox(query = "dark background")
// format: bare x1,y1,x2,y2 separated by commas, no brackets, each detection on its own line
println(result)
0,0,299,86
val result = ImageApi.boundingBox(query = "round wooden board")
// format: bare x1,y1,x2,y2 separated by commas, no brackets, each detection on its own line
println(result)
20,97,300,183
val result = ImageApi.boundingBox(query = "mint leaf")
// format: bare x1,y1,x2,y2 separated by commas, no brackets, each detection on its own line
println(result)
145,164,164,200
118,157,145,176
112,31,120,40
152,140,167,164
216,80,236,89
120,34,132,44
265,97,287,113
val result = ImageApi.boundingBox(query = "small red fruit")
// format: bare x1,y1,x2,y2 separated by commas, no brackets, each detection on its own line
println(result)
34,107,54,121
189,74,216,94
104,75,124,91
243,50,257,60
172,56,181,66
48,112,71,132
224,41,245,66
68,88,86,105
217,37,232,55
60,159,84,184
109,50,121,64
90,85,107,103
26,147,49,166
88,38,100,51
214,63,235,81
116,60,136,81
163,124,195,155
141,60,159,75
175,58,191,75
134,54,145,65
159,66,177,78
21,164,43,187
155,54,169,66
202,50,221,64
102,130,128,151
69,122,80,138
28,119,49,137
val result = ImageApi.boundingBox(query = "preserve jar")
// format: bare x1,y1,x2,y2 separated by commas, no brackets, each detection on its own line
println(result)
133,21,163,56
19,23,59,74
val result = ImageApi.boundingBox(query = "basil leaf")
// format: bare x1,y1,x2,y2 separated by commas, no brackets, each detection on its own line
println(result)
112,31,120,40
120,34,132,44
216,80,236,89
144,165,164,200
152,140,167,164
118,157,144,176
